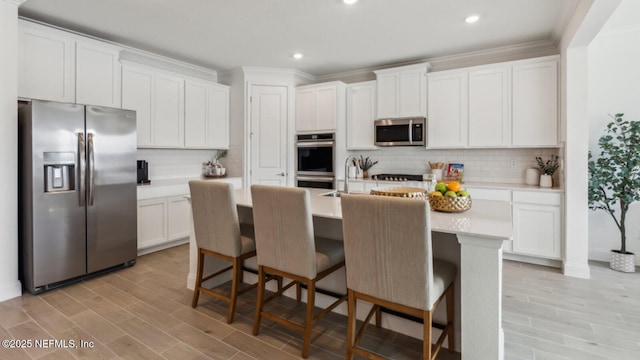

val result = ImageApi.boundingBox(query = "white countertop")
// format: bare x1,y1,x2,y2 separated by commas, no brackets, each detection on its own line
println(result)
233,187,513,241
137,176,242,200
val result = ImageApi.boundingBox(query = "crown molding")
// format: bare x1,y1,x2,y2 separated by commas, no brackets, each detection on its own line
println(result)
317,40,559,83
2,0,27,6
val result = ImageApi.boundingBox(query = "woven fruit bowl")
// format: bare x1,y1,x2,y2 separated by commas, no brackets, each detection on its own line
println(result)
428,195,472,213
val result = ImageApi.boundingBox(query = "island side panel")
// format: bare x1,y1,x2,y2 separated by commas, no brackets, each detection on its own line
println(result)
457,234,505,360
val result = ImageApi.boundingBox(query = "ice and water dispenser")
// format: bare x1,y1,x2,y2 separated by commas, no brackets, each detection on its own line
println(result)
43,152,75,193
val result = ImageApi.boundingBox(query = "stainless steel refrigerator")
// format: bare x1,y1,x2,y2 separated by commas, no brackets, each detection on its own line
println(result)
19,100,137,294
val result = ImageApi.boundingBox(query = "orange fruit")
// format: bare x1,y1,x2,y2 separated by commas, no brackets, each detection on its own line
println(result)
447,181,461,192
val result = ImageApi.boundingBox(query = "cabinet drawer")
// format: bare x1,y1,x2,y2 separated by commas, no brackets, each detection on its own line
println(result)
465,187,511,202
513,191,561,206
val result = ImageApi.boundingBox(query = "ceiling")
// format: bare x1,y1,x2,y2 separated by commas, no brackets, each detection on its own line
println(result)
19,0,581,76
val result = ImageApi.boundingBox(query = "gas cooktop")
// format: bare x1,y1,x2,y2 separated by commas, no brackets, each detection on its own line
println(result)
371,173,424,182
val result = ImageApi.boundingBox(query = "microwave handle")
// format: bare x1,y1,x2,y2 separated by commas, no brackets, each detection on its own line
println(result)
408,119,413,144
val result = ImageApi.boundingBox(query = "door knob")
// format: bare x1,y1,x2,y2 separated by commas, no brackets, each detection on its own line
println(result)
276,172,285,176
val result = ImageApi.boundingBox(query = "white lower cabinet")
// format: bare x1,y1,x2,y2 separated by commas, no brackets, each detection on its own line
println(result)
138,195,190,252
167,195,191,241
512,191,562,259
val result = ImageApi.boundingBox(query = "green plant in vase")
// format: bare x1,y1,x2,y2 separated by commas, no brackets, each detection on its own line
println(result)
358,155,378,178
588,113,640,272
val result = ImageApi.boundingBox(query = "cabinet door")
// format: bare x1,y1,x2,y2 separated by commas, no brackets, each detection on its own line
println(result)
207,84,230,149
295,88,316,132
154,72,185,147
184,80,209,147
137,198,167,250
18,23,75,102
315,85,337,131
512,60,558,146
167,196,191,241
399,68,427,117
347,81,377,150
468,67,510,147
122,64,154,147
376,72,399,119
512,203,561,259
76,40,121,107
427,72,468,148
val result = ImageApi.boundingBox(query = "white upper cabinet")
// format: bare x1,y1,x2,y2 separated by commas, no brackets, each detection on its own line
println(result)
427,56,559,148
122,63,154,147
76,39,122,108
512,60,558,147
153,72,185,147
295,82,346,132
185,79,229,149
374,63,428,119
346,81,377,150
427,71,468,148
18,21,75,102
468,67,510,147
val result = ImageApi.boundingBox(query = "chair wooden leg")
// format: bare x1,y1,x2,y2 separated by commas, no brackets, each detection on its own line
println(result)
423,310,432,360
191,249,204,308
346,289,356,360
446,285,455,352
253,266,266,336
375,305,382,328
301,280,315,358
238,259,245,284
227,257,241,324
296,281,302,302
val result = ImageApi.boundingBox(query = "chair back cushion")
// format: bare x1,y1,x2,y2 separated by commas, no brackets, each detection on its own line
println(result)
341,194,435,310
189,180,242,257
251,185,317,278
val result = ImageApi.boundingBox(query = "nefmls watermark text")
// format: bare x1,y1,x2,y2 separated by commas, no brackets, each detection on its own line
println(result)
2,339,95,349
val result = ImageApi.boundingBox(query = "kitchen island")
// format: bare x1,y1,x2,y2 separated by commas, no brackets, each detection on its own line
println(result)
187,187,512,360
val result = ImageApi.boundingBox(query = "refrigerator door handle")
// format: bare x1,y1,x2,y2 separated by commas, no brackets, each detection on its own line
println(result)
78,132,86,207
88,132,95,206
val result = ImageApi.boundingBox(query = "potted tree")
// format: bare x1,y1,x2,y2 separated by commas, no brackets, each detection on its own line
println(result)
588,113,640,273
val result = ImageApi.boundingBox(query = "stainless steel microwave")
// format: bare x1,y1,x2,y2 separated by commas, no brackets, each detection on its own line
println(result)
374,117,426,146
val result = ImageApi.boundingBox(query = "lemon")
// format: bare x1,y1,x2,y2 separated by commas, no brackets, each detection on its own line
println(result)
430,191,443,197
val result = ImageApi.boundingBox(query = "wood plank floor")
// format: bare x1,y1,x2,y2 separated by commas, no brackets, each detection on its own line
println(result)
0,244,638,359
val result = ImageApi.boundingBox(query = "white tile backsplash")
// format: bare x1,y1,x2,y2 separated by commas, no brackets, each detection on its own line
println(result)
349,147,561,185
137,148,220,180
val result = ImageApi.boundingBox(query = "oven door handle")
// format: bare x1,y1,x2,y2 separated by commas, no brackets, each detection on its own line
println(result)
296,176,335,182
296,141,335,148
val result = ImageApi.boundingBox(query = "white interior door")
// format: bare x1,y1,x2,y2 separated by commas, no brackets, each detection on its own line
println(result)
250,85,288,185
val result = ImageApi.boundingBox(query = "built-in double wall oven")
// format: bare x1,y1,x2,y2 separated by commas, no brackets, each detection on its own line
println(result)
296,133,335,189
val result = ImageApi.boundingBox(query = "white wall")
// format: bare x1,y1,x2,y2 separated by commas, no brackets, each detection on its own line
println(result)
0,0,23,302
588,13,640,262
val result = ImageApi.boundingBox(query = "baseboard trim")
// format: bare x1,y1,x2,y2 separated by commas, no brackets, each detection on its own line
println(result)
562,261,591,279
137,238,189,256
503,253,562,268
0,280,22,302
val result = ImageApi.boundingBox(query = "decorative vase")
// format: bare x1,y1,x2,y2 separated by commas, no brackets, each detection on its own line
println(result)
363,170,369,179
539,174,552,188
525,168,540,185
348,166,357,179
610,250,636,273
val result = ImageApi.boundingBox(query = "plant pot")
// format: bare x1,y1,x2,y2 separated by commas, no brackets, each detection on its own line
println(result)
539,174,552,188
362,170,369,179
610,250,635,273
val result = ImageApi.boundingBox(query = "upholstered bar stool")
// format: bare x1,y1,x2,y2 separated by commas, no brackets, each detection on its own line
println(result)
340,194,456,360
250,185,347,358
189,180,258,324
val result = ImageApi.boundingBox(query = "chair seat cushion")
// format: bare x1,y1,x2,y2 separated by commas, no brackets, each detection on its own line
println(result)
315,237,346,273
239,223,256,255
430,258,457,308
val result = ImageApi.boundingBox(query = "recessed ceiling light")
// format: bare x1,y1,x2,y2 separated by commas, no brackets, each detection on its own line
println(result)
465,15,480,24
343,0,358,4
293,53,304,60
